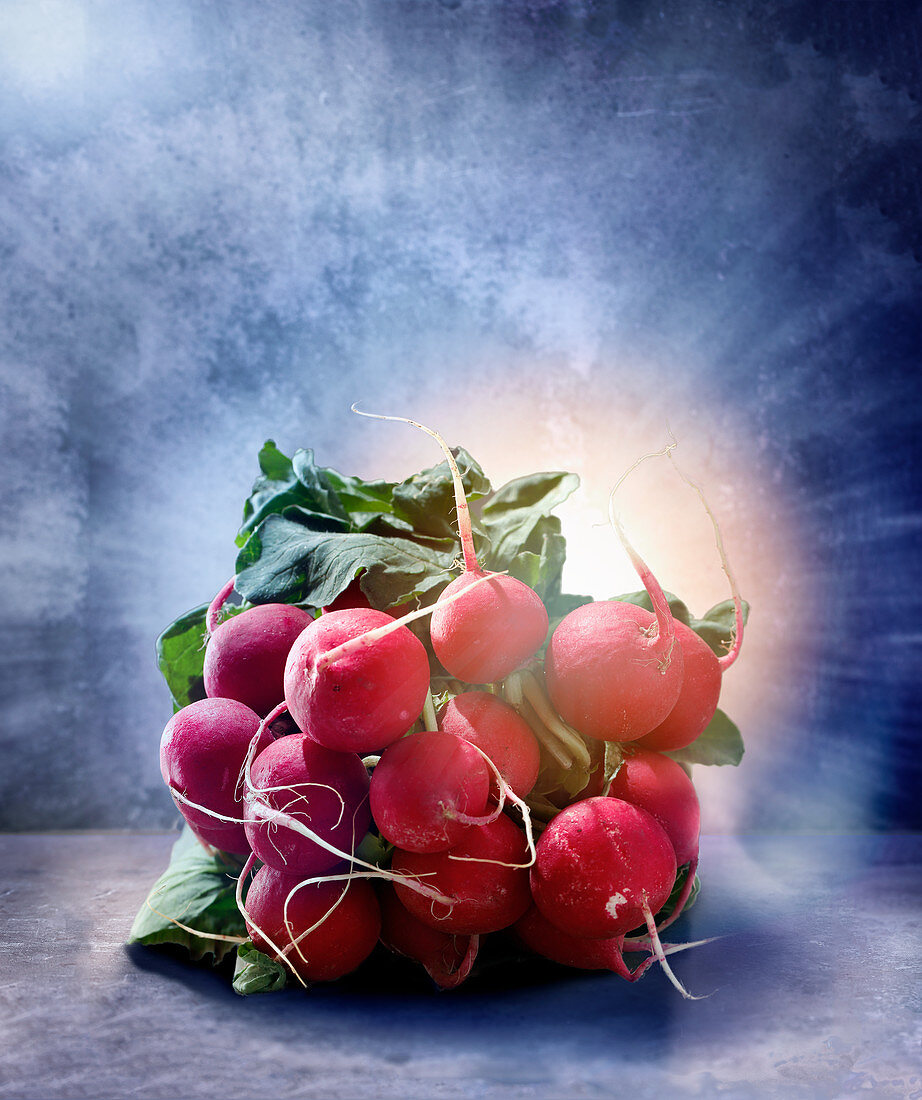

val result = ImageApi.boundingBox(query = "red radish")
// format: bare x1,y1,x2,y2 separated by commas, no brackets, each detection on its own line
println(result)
514,905,638,977
606,748,700,868
159,697,272,856
369,730,492,853
353,408,549,684
243,865,380,984
393,812,532,935
634,620,721,751
243,734,371,877
631,447,746,752
545,598,683,742
283,607,430,753
530,797,675,940
438,691,541,799
377,884,479,989
544,504,683,741
203,602,314,717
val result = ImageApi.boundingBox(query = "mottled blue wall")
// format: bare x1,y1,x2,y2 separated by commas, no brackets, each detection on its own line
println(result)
1,0,919,832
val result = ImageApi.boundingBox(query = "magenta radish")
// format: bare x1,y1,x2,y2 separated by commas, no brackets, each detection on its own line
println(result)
283,607,430,753
530,796,676,940
243,864,380,984
159,697,272,856
353,408,549,684
243,734,371,877
392,812,532,935
438,691,541,799
369,730,492,853
203,601,314,717
377,884,479,989
606,748,700,868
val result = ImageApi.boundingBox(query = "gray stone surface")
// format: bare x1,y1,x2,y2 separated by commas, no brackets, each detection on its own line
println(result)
1,832,919,1099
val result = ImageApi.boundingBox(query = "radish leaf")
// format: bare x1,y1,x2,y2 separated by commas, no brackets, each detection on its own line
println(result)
233,942,288,995
128,827,246,962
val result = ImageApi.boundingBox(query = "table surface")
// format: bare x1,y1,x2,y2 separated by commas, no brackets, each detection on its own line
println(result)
1,832,919,1100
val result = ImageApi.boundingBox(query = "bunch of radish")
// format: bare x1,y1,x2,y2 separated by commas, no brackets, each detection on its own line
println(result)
151,412,746,997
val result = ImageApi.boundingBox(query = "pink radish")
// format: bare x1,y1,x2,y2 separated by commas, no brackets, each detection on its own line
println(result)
283,607,430,753
633,620,721,751
544,494,683,742
243,734,371,877
637,461,745,750
159,697,272,856
530,796,675,940
438,691,541,799
392,812,532,935
353,408,549,684
377,884,479,990
369,730,492,853
203,601,314,717
243,865,380,984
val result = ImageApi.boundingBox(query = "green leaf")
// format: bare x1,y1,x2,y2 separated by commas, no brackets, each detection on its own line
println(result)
665,708,745,766
234,515,456,611
504,522,568,601
391,447,491,541
156,604,209,712
128,827,246,963
689,599,750,657
237,444,350,547
323,470,400,529
480,471,579,569
233,941,289,995
291,450,351,523
611,589,692,626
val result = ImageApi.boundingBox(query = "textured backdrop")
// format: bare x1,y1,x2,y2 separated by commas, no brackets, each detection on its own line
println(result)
1,0,919,832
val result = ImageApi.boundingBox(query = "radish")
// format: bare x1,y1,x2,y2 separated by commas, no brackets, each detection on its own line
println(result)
544,599,683,743
243,864,380,984
353,408,549,684
544,493,683,742
203,601,314,717
514,905,639,977
438,691,541,799
636,460,746,751
392,812,532,935
605,748,700,868
243,734,371,877
633,620,721,751
369,730,492,853
530,796,675,940
159,697,272,856
605,747,701,934
377,884,479,989
283,607,431,753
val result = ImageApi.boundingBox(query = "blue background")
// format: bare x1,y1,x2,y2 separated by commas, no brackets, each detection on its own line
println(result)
1,0,919,833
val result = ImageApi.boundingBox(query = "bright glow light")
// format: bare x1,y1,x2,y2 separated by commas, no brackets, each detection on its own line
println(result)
0,1,87,91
